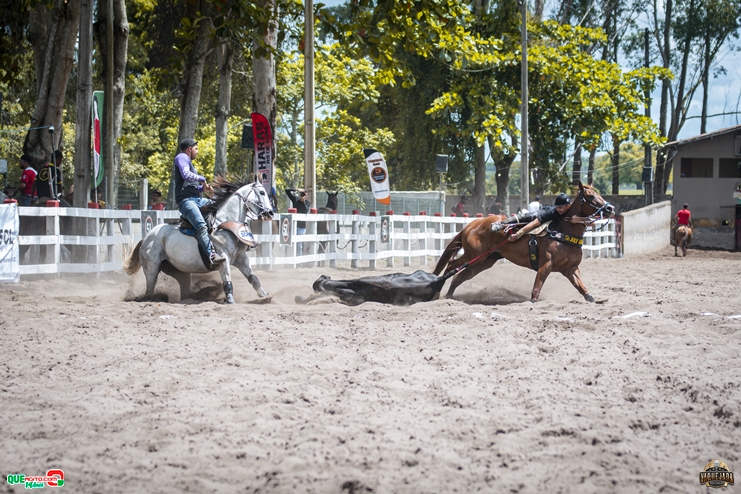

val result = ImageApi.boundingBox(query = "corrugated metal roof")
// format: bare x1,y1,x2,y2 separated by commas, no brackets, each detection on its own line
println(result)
662,124,741,148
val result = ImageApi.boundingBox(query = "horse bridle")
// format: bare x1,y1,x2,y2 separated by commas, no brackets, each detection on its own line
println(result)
577,189,612,223
563,189,612,227
235,184,274,221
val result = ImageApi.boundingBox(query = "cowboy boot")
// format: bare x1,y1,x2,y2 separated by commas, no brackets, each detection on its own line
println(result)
491,214,523,233
209,242,226,264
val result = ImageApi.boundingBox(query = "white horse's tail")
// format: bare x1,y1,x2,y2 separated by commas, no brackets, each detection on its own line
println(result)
123,240,143,275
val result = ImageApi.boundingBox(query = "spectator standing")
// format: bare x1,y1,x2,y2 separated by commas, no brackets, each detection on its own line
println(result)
452,196,468,216
18,154,37,206
528,195,542,213
286,188,311,256
149,190,166,210
32,150,64,204
488,199,503,215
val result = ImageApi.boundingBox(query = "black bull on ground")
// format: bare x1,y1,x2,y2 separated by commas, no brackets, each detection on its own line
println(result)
295,270,449,306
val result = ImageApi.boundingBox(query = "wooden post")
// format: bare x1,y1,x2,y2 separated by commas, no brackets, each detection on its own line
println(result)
403,212,411,267
419,211,427,266
351,210,359,269
368,212,377,270
329,210,337,269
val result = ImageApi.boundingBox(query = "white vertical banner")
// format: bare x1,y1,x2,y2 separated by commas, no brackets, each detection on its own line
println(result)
0,204,20,283
364,148,391,206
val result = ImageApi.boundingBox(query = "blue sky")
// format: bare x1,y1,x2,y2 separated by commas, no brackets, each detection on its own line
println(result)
315,0,740,140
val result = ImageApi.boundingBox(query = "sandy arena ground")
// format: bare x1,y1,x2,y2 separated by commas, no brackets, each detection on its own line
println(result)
1,246,740,493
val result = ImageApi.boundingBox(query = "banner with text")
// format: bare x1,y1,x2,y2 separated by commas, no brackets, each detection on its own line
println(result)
363,149,391,206
251,113,273,191
92,91,105,188
0,204,20,283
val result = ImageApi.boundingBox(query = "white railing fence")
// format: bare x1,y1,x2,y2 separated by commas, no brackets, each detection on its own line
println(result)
16,207,618,276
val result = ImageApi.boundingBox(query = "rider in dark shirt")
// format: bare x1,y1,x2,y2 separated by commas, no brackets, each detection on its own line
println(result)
491,193,572,242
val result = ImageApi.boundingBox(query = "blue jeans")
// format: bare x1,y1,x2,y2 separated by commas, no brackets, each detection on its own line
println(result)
178,196,214,256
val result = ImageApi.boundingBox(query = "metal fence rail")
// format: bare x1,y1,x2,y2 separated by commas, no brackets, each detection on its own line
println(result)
16,207,619,276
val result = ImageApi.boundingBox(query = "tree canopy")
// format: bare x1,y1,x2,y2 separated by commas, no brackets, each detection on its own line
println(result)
2,0,738,206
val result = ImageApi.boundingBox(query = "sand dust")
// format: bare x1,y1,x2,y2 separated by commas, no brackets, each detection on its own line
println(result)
1,246,740,493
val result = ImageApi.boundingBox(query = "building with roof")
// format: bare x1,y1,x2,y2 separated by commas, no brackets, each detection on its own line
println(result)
662,124,741,250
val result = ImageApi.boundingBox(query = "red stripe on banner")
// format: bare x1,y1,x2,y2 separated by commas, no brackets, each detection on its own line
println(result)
251,113,273,190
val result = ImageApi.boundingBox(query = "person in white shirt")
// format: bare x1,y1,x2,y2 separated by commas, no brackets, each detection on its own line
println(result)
528,195,542,213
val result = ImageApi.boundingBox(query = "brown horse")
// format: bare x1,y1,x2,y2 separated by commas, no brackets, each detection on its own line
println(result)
674,225,692,257
432,182,614,302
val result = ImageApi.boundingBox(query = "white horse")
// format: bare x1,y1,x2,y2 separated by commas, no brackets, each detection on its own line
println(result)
124,179,274,304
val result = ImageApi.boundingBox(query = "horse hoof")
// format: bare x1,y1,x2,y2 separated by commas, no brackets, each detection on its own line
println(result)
226,294,236,304
257,288,268,298
585,294,595,303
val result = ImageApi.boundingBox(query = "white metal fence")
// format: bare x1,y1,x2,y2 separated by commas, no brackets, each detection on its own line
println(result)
16,207,618,276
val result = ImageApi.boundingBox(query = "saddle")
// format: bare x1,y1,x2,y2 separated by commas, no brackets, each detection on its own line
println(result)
177,214,256,271
506,221,583,271
178,216,256,248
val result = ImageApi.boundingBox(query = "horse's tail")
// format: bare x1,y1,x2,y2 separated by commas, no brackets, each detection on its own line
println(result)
433,231,464,276
123,240,143,275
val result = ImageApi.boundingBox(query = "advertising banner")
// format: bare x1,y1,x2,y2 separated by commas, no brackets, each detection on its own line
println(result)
251,113,273,191
141,211,159,240
380,215,391,244
279,214,293,245
0,204,20,283
92,91,105,188
364,149,391,205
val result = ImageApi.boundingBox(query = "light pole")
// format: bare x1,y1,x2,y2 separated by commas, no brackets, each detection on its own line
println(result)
520,0,529,212
304,0,316,207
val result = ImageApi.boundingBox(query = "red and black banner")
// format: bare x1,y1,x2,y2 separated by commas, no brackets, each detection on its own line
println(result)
251,112,273,191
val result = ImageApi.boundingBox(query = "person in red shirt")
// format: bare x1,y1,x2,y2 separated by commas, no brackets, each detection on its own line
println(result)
675,203,692,228
18,154,37,206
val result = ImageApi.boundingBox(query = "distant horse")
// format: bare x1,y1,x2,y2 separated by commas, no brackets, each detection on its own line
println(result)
674,225,692,257
433,182,614,302
317,192,339,256
124,179,274,304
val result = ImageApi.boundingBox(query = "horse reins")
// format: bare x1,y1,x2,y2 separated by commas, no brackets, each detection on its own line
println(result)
440,236,512,281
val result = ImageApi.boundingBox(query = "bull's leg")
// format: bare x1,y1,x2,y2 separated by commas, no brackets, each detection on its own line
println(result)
530,262,553,302
232,251,268,298
561,266,594,303
445,254,502,298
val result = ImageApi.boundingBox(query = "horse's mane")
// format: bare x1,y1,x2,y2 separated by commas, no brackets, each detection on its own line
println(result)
201,176,249,216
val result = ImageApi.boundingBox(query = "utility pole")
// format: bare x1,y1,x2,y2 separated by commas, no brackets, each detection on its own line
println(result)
74,0,93,208
520,0,529,212
304,0,316,207
642,28,654,206
105,0,115,208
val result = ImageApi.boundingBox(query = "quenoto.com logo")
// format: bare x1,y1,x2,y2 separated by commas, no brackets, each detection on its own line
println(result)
7,470,64,489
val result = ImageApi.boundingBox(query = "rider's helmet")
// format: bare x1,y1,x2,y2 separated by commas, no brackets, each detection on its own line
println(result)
554,193,570,206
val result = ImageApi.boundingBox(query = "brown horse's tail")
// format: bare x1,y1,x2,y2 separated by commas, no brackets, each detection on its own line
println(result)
433,231,464,276
123,240,143,275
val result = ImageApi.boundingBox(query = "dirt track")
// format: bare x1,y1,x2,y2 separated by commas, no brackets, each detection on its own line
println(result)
1,246,739,493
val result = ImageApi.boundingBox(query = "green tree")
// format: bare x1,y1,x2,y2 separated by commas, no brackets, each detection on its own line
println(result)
275,44,395,196
592,142,646,193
